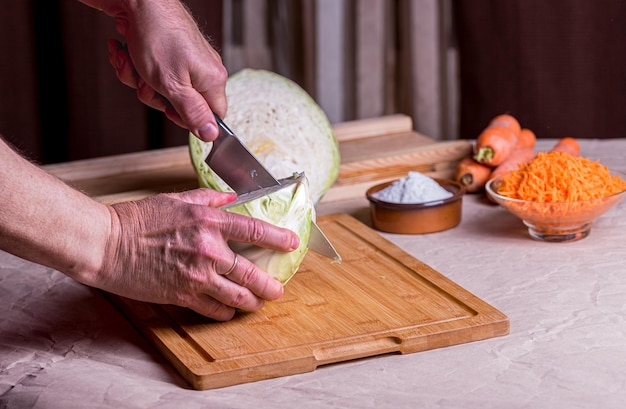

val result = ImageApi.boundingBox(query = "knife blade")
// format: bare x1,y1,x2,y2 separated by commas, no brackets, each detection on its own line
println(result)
220,173,305,210
308,221,342,263
205,115,280,194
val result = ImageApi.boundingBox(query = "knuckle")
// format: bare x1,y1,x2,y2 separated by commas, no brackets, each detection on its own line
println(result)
214,64,228,85
237,262,258,289
228,289,250,310
171,291,195,309
200,302,235,321
248,219,268,244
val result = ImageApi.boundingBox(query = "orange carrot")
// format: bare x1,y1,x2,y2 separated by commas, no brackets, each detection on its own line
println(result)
489,114,522,139
455,156,493,193
550,137,580,156
474,125,518,166
495,152,626,231
498,151,626,202
490,148,536,180
515,128,536,150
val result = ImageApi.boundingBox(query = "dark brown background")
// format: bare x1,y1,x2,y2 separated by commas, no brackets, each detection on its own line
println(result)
453,0,626,140
0,0,223,164
1,0,625,165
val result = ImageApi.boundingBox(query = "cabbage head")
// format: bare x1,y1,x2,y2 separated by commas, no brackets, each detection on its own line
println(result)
189,69,340,284
213,68,340,204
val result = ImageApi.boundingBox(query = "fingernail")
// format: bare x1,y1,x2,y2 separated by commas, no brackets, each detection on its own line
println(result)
291,235,300,250
197,123,217,141
276,283,285,296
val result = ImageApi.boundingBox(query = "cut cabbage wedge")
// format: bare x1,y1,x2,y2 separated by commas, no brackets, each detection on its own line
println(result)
189,69,340,284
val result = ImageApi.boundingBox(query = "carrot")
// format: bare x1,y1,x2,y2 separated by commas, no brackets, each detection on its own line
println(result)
490,147,536,180
495,152,626,232
498,151,626,202
454,156,493,193
550,137,580,156
515,128,536,150
474,125,518,166
489,114,522,138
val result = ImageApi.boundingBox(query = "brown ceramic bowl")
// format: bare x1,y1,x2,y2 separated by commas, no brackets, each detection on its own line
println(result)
366,178,465,234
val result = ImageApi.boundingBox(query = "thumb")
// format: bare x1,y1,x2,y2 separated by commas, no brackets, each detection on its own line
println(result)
168,188,237,208
164,92,222,142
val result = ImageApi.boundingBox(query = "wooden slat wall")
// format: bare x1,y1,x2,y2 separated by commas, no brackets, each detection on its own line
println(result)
354,0,387,120
401,0,443,141
315,0,347,124
220,0,458,141
222,0,272,72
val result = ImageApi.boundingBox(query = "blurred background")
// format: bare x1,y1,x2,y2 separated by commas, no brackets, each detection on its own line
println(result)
1,0,625,164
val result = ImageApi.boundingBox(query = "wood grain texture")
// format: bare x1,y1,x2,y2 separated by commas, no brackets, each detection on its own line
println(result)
42,115,471,205
106,213,509,390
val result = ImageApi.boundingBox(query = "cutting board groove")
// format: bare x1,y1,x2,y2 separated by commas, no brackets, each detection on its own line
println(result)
106,213,509,390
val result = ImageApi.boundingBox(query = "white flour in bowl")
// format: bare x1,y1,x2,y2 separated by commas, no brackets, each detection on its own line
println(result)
372,171,453,204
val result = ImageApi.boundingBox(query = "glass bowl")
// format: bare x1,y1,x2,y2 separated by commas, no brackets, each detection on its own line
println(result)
366,178,465,234
485,175,626,242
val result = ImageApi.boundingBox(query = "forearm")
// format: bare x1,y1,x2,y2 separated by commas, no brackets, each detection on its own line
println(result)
78,0,191,25
0,138,111,283
77,0,137,15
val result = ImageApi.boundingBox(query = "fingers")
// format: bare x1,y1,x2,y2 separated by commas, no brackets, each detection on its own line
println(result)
106,38,226,142
169,187,296,294
166,46,229,141
107,39,135,87
166,84,222,142
224,212,300,252
168,188,237,208
221,253,238,277
107,39,176,120
189,251,283,321
190,295,237,322
178,249,282,322
166,188,299,252
216,252,284,302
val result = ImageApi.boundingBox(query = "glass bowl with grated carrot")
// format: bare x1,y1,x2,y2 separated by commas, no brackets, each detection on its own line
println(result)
485,151,626,242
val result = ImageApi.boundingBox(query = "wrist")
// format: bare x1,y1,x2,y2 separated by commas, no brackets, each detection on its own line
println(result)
91,201,136,291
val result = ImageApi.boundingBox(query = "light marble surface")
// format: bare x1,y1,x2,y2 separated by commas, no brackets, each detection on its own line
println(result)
1,139,626,408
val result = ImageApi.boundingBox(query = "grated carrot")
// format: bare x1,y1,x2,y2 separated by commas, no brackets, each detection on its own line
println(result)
492,151,626,230
497,151,626,202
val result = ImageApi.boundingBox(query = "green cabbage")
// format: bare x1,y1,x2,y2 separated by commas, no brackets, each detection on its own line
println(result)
189,69,340,284
214,69,340,204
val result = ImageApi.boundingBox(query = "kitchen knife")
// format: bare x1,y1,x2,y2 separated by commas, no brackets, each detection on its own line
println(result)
220,173,305,210
219,172,341,262
205,115,280,194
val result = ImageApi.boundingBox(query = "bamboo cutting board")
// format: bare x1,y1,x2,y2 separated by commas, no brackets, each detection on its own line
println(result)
106,213,509,390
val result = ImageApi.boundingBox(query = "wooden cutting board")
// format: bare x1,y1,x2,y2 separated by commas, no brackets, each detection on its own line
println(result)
43,114,471,204
106,213,509,390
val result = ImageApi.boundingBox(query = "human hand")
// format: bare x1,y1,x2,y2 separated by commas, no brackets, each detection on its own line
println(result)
97,189,300,321
103,0,228,141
